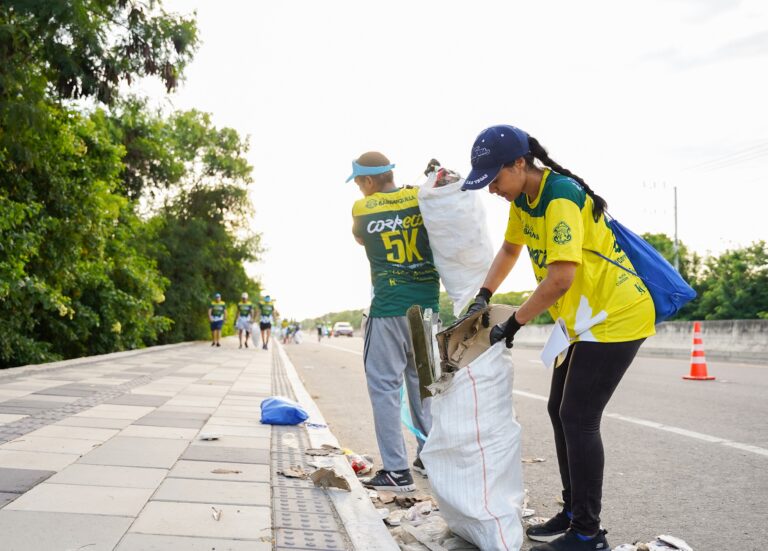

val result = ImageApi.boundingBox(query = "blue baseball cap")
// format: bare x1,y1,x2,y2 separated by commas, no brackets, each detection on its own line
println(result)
462,125,530,190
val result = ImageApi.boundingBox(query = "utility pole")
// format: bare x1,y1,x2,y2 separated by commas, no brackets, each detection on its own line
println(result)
673,185,680,271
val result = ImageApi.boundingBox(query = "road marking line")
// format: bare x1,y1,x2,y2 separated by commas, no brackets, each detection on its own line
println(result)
319,343,363,356
512,390,768,459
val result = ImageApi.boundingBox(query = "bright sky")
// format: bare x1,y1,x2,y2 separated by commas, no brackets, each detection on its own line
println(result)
143,0,768,320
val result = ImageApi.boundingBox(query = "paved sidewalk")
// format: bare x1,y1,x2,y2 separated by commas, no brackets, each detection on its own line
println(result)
0,339,395,551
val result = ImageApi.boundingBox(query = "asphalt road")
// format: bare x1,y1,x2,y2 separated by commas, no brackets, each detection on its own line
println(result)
284,333,768,550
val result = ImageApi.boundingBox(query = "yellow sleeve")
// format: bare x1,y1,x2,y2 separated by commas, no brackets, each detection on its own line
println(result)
504,205,524,244
545,199,583,264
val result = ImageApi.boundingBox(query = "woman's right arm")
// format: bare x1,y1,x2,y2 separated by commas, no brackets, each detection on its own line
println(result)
481,240,524,293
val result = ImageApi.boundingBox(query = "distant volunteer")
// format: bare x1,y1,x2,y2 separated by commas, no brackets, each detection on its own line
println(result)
208,292,226,348
236,293,254,348
462,125,655,551
258,295,275,350
348,152,439,492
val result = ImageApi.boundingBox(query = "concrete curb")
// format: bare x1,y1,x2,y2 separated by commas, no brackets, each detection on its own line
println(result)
0,341,198,380
275,341,400,551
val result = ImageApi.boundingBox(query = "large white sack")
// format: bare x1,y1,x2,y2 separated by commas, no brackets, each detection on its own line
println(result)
418,174,494,316
420,343,524,551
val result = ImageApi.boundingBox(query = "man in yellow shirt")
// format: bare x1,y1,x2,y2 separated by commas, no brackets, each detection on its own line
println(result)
207,293,226,348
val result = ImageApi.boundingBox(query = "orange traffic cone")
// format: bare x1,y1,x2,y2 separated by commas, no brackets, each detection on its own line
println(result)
683,321,715,380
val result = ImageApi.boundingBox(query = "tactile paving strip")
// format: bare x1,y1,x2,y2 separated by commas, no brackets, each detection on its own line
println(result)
271,349,353,550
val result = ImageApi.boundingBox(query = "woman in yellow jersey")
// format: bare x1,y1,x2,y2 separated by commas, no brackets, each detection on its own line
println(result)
462,125,655,551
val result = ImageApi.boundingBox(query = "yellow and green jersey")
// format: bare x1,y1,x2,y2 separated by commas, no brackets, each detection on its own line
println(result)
237,302,253,317
352,187,439,317
209,300,226,320
259,302,274,319
505,169,655,343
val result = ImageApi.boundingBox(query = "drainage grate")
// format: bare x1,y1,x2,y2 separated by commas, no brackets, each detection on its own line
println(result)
271,349,353,550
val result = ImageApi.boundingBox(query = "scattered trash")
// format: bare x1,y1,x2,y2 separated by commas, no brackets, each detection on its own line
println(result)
522,457,546,463
198,433,219,441
615,535,693,551
260,396,309,425
649,535,693,551
304,422,328,429
526,516,549,526
279,466,309,479
402,524,450,551
522,508,536,518
346,453,374,475
376,507,390,519
404,501,436,526
211,507,222,521
385,509,408,527
211,468,242,475
377,490,396,504
309,467,351,491
306,444,343,456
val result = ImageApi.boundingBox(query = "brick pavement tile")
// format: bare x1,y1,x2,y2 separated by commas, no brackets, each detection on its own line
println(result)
0,399,69,409
168,460,269,483
119,425,198,440
75,405,155,420
154,478,270,506
199,424,271,438
130,501,271,540
115,533,270,551
2,435,103,455
0,468,54,493
46,464,167,489
181,445,269,465
104,394,171,407
55,416,135,429
5,482,153,516
132,416,207,429
190,435,270,449
0,510,133,550
0,406,46,415
206,416,264,427
140,410,212,420
158,405,217,414
33,386,96,397
0,414,27,424
0,492,17,507
30,424,119,441
0,450,79,471
78,436,188,469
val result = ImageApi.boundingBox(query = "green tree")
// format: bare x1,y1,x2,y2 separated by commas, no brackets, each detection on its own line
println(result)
687,242,768,320
123,110,263,343
2,0,198,104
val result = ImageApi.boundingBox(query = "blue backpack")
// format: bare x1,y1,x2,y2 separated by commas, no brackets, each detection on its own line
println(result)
592,215,697,323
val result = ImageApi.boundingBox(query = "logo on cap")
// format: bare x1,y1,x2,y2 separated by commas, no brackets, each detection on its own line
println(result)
471,146,491,163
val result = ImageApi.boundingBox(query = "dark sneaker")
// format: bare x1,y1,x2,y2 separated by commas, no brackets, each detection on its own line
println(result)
526,509,572,542
362,469,415,492
412,457,427,476
216,342,221,347
531,529,609,551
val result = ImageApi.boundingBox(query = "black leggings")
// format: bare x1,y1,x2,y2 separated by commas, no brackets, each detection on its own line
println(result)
547,339,645,535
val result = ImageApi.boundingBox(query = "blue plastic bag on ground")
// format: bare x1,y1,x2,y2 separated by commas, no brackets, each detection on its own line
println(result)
260,396,309,425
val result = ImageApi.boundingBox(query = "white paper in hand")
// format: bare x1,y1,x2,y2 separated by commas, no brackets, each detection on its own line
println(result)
540,318,571,368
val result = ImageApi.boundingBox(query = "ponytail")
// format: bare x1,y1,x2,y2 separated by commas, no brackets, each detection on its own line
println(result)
525,136,607,221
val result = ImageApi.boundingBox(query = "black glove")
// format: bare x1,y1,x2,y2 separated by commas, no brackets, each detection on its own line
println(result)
490,312,524,348
464,287,492,327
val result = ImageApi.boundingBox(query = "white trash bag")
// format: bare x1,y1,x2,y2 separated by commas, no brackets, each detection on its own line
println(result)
418,164,494,316
420,306,524,551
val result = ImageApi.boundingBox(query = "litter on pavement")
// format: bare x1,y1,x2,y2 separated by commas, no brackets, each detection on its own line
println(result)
309,467,351,491
614,535,693,551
